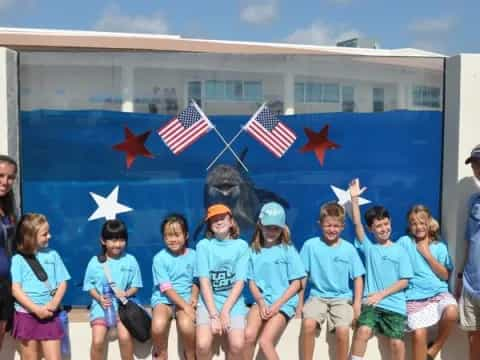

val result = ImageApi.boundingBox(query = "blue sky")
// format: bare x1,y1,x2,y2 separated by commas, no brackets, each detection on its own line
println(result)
0,0,477,54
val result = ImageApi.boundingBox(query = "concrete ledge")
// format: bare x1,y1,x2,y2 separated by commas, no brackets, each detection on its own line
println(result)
0,314,469,359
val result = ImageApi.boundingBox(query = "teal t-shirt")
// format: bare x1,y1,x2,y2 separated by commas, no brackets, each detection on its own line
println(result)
83,253,143,321
247,244,306,318
151,248,196,307
195,237,249,316
10,248,71,311
300,237,365,300
396,235,452,301
355,235,413,315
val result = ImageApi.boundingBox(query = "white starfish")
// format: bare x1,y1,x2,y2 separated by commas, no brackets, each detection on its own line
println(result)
88,185,133,221
330,184,371,219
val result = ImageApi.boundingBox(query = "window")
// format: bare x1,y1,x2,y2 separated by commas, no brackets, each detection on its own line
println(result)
295,82,339,103
342,86,355,112
413,86,441,108
373,87,384,112
205,80,262,101
188,81,202,106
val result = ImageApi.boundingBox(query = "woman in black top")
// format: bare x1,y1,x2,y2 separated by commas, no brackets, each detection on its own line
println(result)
0,155,17,349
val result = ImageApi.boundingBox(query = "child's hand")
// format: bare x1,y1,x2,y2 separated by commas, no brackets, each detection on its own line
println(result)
267,302,281,318
366,292,384,306
183,304,196,321
99,295,112,309
190,298,198,309
416,240,431,258
45,300,59,313
349,178,367,199
220,310,231,332
34,305,54,320
352,302,361,327
210,314,222,335
258,300,270,320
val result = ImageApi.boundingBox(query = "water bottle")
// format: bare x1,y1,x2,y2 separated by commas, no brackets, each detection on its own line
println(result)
102,283,116,328
59,310,70,355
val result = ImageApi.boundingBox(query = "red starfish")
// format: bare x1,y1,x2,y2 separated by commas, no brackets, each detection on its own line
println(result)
113,127,154,168
299,125,340,166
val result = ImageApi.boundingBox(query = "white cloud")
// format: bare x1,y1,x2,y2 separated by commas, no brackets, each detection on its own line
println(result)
240,0,278,25
408,16,456,33
285,21,362,46
94,5,169,34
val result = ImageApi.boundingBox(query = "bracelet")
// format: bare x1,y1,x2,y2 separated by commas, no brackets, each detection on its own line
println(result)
457,272,463,279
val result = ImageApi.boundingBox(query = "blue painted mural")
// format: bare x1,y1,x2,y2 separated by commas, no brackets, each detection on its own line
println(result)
20,109,443,306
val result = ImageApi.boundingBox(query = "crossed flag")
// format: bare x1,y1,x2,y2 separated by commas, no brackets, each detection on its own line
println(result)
157,101,297,172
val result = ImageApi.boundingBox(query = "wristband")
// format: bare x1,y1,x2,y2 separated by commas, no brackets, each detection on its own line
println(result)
457,272,463,279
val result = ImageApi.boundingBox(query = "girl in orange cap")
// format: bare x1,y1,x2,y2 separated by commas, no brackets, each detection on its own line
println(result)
195,204,249,360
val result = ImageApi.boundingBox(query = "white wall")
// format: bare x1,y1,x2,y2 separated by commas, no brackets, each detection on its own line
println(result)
442,54,480,277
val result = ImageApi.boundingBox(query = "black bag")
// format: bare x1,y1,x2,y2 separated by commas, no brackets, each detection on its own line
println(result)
118,300,151,342
98,256,151,342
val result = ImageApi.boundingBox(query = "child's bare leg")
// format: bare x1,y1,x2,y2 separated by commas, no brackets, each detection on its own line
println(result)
427,304,458,358
350,325,372,357
411,327,427,360
390,338,405,360
335,326,350,360
257,313,288,360
151,304,173,360
176,309,196,360
227,327,245,360
90,324,108,360
244,305,263,360
468,330,480,360
0,320,6,350
301,319,318,360
117,320,134,360
40,339,61,360
19,339,40,360
196,325,214,360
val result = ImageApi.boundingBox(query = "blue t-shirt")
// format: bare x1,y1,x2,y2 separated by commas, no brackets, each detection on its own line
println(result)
396,235,452,301
464,193,480,297
300,237,365,300
10,248,71,311
151,248,196,307
247,244,306,318
83,253,143,321
355,235,413,315
195,237,249,316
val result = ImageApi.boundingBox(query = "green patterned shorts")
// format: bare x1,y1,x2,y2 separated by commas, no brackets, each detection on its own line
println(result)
357,305,406,339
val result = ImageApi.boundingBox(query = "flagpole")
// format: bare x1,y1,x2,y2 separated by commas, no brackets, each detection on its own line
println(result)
211,127,248,172
206,128,245,171
191,100,248,172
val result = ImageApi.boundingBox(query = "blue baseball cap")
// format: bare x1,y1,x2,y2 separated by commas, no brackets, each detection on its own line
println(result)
259,202,286,228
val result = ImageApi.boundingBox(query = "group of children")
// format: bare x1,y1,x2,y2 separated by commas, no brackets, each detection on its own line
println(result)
7,144,480,360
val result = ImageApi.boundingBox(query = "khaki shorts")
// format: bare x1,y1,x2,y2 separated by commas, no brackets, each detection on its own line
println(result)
460,290,480,331
302,297,353,332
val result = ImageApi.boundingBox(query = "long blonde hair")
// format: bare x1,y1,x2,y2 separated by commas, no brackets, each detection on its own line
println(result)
251,223,292,253
407,205,440,242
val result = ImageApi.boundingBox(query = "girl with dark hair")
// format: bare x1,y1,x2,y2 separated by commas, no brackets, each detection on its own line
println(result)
151,213,198,360
82,219,143,360
0,155,17,349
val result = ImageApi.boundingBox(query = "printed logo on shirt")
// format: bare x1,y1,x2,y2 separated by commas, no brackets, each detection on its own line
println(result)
210,270,235,292
120,266,133,273
333,256,350,265
274,258,289,265
381,255,399,267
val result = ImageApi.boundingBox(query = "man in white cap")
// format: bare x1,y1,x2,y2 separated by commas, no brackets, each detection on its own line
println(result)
456,144,480,360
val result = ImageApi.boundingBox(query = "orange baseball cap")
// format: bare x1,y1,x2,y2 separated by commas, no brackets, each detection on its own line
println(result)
205,204,232,221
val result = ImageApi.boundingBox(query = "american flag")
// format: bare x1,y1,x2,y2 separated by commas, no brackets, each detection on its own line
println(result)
244,104,297,158
158,101,213,155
